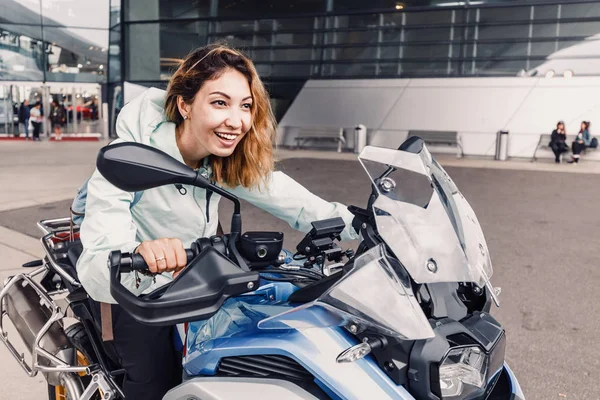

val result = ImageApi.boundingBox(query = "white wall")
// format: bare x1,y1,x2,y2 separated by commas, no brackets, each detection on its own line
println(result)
279,76,600,160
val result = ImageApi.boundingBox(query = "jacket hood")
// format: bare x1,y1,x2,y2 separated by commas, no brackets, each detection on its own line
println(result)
116,87,188,165
117,87,170,145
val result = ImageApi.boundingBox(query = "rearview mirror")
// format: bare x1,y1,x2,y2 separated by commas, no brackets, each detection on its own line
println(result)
97,142,211,192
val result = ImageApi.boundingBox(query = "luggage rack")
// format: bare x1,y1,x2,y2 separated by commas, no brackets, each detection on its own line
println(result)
0,218,89,377
38,217,82,289
0,217,119,400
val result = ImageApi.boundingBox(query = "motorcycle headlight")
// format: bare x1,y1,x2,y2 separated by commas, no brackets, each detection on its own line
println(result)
439,346,488,398
409,313,506,400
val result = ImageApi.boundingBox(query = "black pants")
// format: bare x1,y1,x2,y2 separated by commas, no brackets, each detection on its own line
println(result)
32,122,41,140
92,301,182,400
572,141,587,158
550,142,568,161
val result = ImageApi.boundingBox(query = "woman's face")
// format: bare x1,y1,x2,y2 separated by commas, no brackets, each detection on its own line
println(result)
179,68,253,158
581,122,586,130
558,123,564,131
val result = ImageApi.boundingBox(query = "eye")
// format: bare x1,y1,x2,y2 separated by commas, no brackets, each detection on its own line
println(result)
212,100,227,107
242,103,253,110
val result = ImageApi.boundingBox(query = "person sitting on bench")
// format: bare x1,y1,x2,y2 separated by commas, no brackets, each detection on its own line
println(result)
569,121,591,164
550,121,568,163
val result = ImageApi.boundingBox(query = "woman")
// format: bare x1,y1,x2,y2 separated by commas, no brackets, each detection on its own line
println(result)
30,102,43,141
50,100,65,140
76,44,358,400
549,121,568,163
569,121,591,163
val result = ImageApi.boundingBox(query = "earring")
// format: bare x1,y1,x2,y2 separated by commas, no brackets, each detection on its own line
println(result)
183,115,188,120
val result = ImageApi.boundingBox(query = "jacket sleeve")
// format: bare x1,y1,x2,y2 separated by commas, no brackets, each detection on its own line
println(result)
584,130,592,146
228,171,359,241
76,101,153,303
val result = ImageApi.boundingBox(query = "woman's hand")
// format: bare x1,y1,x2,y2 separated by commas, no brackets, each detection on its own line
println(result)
135,238,187,274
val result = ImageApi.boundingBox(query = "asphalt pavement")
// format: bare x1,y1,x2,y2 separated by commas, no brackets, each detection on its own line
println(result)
0,140,598,399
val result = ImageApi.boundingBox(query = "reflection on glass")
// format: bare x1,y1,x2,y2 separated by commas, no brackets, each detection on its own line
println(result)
110,0,121,27
41,0,109,29
217,0,325,17
43,27,108,83
0,24,44,81
109,26,121,83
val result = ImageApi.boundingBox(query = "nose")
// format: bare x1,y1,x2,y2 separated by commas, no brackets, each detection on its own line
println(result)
225,109,243,131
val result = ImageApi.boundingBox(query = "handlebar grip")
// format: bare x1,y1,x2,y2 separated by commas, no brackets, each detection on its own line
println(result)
118,249,195,273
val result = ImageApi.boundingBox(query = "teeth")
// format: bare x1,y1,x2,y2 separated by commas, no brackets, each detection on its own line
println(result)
215,132,237,141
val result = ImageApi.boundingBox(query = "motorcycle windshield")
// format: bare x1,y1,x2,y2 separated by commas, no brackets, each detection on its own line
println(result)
258,244,435,340
358,145,494,292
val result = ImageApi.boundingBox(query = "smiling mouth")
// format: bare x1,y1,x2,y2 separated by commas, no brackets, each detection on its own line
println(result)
214,131,239,141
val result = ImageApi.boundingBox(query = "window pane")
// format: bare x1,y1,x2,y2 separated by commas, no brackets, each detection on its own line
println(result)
211,32,271,47
561,3,600,19
382,28,401,42
478,25,529,40
403,44,450,59
379,62,400,76
405,10,453,26
532,23,557,38
559,22,600,38
217,20,257,34
127,0,211,21
41,0,109,29
109,26,121,83
473,60,526,76
44,27,108,83
326,46,378,60
159,0,212,19
275,17,323,32
404,27,452,42
0,0,42,25
110,0,121,27
402,61,454,77
327,63,378,77
533,5,558,20
265,48,314,62
217,0,326,18
327,30,379,45
271,63,312,77
529,41,556,57
0,24,44,80
476,43,528,58
335,14,380,30
274,32,315,46
479,6,531,23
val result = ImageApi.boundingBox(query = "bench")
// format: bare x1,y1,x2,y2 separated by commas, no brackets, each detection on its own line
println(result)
532,134,597,161
407,130,463,158
294,127,346,153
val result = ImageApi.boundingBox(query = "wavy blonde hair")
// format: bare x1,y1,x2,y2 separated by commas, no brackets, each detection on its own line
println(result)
164,44,276,188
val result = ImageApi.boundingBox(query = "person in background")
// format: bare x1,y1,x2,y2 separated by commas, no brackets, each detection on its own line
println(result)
30,102,43,141
569,121,591,163
549,120,568,163
17,99,30,140
50,100,66,141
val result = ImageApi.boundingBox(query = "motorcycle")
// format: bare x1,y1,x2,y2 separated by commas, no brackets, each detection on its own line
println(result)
0,137,525,400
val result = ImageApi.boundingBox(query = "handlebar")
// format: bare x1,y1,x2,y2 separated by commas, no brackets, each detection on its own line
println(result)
118,249,196,273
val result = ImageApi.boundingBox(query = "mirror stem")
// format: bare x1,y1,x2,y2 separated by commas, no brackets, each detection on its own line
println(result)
192,174,241,233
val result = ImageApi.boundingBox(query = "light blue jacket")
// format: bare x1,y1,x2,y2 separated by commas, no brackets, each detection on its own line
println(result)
578,129,592,146
76,88,358,303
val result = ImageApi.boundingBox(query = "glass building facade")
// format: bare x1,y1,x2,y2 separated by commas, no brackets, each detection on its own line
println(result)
118,0,600,119
4,0,600,120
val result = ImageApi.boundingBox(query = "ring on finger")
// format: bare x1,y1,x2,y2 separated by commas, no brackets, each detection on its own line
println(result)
155,256,166,262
